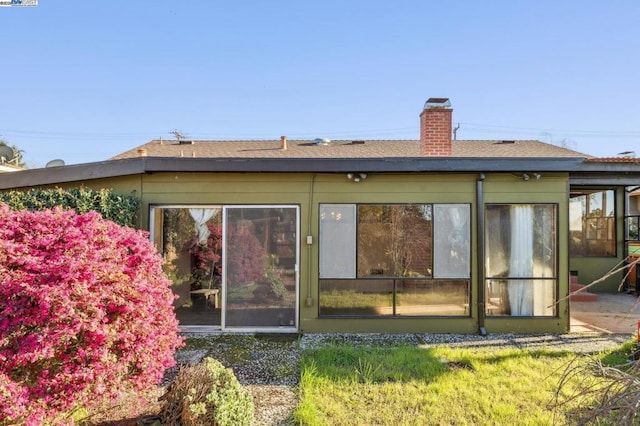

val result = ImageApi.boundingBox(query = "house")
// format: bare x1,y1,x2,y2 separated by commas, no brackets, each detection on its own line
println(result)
1,98,639,334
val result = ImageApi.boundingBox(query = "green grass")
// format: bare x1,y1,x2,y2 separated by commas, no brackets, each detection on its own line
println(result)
294,344,632,426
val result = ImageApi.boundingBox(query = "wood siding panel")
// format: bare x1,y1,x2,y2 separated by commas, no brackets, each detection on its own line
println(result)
1,170,575,333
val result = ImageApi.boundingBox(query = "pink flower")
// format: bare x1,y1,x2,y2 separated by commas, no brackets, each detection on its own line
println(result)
0,204,184,423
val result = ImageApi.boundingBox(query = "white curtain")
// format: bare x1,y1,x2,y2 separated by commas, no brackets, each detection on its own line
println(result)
509,205,534,316
189,208,219,244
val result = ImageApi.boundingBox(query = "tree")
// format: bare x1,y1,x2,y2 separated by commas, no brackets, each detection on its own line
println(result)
0,205,183,425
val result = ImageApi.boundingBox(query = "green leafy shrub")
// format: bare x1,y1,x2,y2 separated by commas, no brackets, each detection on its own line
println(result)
160,357,254,426
0,186,138,226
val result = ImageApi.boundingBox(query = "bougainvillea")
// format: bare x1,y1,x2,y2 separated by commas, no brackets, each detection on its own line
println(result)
0,204,183,425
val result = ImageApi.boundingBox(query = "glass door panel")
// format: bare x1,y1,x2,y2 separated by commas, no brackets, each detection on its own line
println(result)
152,207,222,327
224,206,298,329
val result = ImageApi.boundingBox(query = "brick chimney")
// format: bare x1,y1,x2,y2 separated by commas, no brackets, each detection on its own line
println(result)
420,98,452,156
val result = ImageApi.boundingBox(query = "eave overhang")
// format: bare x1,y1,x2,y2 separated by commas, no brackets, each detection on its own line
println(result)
569,161,640,186
1,156,639,190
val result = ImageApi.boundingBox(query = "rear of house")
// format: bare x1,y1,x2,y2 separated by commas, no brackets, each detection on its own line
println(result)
2,98,639,334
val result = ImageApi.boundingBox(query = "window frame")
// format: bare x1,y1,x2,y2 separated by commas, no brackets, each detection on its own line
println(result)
149,203,301,332
569,188,617,257
318,202,472,318
484,203,559,318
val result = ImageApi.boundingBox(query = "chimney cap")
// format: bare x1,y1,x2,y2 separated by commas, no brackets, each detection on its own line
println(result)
424,98,451,109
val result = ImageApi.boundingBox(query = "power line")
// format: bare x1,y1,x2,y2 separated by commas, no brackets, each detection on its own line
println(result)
1,122,638,141
459,122,640,137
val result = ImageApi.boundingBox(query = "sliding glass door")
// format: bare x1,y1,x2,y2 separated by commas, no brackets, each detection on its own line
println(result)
223,206,298,329
151,205,299,331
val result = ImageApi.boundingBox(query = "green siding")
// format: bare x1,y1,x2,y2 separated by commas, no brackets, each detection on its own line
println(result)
3,171,574,333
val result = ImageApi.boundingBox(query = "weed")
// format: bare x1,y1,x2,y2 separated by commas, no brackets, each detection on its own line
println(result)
354,358,381,384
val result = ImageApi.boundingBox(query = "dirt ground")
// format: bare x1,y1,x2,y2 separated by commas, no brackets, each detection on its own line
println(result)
571,292,640,334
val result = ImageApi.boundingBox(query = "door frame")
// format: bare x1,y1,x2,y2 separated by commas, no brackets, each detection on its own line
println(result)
221,205,300,332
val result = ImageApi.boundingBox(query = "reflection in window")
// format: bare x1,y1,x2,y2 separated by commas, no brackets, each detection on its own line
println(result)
319,203,470,317
319,279,394,316
224,207,298,328
152,207,223,326
358,205,432,278
485,204,557,317
569,189,616,256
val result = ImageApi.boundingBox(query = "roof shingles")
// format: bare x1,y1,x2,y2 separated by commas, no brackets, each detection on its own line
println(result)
112,139,592,160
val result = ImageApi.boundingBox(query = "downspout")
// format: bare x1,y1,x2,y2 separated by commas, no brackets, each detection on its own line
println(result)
477,172,487,336
623,186,640,291
624,187,630,291
306,174,317,308
628,187,640,272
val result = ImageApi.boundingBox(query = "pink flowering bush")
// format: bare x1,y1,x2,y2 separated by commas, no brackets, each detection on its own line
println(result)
0,204,183,425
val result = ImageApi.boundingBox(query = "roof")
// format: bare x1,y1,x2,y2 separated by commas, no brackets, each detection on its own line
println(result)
585,157,640,163
111,139,592,160
1,139,639,191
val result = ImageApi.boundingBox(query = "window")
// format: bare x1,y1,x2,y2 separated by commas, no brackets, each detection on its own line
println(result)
485,204,557,317
569,189,616,256
319,204,470,317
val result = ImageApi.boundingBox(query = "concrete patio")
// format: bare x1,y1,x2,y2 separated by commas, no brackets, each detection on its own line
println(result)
571,292,640,334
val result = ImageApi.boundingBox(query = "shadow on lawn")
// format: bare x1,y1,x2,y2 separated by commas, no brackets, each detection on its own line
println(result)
300,344,581,385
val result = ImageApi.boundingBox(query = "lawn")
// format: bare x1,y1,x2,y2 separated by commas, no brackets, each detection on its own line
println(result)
81,335,637,425
294,342,635,425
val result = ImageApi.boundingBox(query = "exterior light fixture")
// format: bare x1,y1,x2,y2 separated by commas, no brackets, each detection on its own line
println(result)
347,173,368,183
521,172,541,181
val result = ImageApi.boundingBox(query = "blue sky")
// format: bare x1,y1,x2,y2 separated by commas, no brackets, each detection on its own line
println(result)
1,1,639,167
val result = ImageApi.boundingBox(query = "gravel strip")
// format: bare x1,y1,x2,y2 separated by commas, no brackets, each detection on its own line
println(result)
174,331,634,425
300,332,633,353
